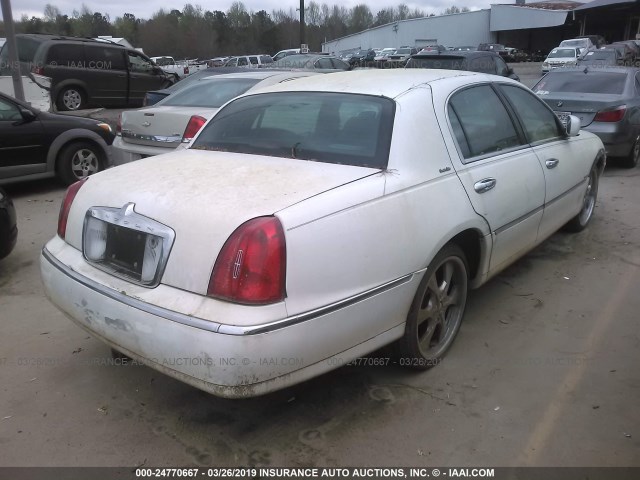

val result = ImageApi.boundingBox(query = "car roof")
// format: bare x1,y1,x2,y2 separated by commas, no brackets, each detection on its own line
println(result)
242,69,501,98
412,51,496,59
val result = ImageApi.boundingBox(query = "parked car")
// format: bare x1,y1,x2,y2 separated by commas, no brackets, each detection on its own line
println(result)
578,48,624,67
541,47,583,73
41,70,605,398
0,34,172,111
150,56,190,82
0,91,114,185
142,67,251,107
206,57,230,67
406,51,520,81
533,67,640,167
223,55,274,68
575,35,607,49
611,41,640,63
503,47,528,63
559,38,596,53
418,45,447,55
113,71,318,163
374,47,396,62
0,187,17,260
349,49,376,66
602,43,635,66
272,48,300,61
270,54,350,71
387,47,419,66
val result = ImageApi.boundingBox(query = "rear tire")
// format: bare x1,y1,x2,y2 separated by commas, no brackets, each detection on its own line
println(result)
56,141,104,185
56,86,86,111
621,137,640,169
564,163,599,232
397,244,469,370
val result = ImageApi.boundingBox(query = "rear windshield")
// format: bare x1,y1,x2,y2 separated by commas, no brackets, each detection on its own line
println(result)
581,50,616,61
191,92,395,169
534,72,627,95
0,36,45,73
548,49,577,58
160,78,261,107
407,57,467,69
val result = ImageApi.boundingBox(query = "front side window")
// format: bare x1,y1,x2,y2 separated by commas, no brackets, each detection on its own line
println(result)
316,58,333,69
447,85,523,161
127,52,153,73
499,85,563,143
0,98,20,121
191,92,395,169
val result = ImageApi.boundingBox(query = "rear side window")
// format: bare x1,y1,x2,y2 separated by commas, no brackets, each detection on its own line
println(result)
260,55,273,64
46,44,84,66
191,92,395,169
467,56,495,74
249,56,259,65
534,72,627,95
238,57,249,66
448,85,523,161
84,46,126,70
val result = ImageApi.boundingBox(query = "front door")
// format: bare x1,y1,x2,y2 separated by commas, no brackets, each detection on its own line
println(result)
0,98,46,179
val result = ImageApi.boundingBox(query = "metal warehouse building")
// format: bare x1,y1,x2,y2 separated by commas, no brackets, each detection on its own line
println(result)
322,0,639,55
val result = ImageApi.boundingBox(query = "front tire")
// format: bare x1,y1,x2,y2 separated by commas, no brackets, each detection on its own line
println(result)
56,86,86,111
56,141,103,185
564,163,599,232
398,244,469,369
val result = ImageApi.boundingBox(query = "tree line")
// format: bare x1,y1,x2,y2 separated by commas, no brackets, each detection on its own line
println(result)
1,3,470,59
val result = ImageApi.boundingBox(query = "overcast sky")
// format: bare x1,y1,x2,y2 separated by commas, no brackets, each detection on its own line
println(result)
11,0,511,21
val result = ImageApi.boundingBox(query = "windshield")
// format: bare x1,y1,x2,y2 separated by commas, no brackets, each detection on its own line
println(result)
548,49,577,59
160,78,261,107
191,92,395,169
534,72,627,95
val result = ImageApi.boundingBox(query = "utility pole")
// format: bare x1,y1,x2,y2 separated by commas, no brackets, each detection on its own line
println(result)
1,0,25,101
299,0,305,47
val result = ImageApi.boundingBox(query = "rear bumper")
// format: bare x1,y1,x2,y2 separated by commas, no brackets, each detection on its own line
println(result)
40,239,416,398
584,123,635,158
112,136,176,165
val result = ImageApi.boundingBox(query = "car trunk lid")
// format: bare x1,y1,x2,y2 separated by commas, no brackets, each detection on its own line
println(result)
67,149,380,295
536,93,625,127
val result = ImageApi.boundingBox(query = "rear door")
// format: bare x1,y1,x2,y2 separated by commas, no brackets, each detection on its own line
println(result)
0,97,47,179
82,45,128,105
446,84,546,274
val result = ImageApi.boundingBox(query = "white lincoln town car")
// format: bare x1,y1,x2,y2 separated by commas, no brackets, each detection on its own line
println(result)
41,70,605,398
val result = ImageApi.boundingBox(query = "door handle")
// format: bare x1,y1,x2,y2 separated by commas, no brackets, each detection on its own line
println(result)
474,178,497,193
546,158,560,169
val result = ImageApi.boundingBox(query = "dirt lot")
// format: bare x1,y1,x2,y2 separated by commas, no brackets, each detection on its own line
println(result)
1,64,639,467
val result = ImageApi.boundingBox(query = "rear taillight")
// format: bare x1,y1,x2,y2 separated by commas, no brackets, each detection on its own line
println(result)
57,180,86,239
207,217,286,305
116,113,122,135
182,115,206,143
31,66,44,75
184,66,189,75
594,105,626,123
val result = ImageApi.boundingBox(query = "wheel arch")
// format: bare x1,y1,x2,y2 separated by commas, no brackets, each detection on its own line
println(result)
52,80,90,105
446,228,489,287
47,130,112,172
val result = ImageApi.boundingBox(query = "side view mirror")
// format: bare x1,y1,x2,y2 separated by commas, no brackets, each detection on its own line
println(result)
566,115,581,137
16,107,37,124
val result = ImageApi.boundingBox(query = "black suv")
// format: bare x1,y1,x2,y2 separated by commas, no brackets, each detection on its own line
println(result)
405,51,520,81
0,34,171,111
